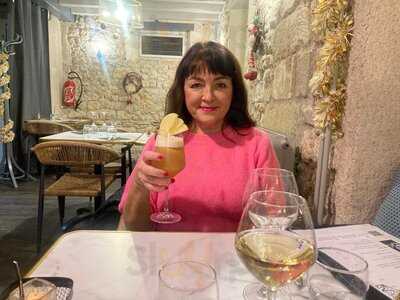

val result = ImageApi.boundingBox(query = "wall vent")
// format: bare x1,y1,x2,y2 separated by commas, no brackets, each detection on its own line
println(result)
140,34,184,58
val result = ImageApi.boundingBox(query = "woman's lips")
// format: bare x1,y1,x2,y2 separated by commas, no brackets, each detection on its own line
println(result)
200,106,217,112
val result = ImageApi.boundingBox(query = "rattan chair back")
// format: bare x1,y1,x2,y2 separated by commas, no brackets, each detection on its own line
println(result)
33,141,121,253
24,120,74,136
32,141,120,167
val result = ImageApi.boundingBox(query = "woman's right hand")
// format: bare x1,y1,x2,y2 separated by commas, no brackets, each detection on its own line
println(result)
133,150,171,192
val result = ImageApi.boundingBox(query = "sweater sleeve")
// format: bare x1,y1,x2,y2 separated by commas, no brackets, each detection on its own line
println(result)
118,135,156,213
254,129,280,169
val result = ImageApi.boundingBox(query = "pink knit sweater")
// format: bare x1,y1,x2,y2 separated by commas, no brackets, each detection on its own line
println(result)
119,127,279,232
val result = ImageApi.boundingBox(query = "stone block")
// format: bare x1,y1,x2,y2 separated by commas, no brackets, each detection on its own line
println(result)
272,3,311,60
294,50,311,97
272,57,294,100
279,0,299,19
301,102,315,126
260,100,301,138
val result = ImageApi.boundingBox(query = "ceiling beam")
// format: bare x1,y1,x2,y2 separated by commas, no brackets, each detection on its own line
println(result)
60,0,225,23
36,0,74,21
59,0,99,7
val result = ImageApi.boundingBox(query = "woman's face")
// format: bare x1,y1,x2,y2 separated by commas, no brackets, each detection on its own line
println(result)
184,71,233,134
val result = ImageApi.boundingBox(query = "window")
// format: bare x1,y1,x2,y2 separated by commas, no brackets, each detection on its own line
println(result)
140,34,184,58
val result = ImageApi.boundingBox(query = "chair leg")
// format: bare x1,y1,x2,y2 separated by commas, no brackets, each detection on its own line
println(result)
24,135,36,181
36,165,45,254
94,196,102,212
58,196,65,226
128,147,133,173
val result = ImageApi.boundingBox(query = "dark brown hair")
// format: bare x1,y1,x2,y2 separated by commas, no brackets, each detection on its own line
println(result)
165,41,255,130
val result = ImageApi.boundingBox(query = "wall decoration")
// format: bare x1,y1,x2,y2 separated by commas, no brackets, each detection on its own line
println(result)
0,51,14,144
123,71,143,104
310,0,353,138
244,6,267,81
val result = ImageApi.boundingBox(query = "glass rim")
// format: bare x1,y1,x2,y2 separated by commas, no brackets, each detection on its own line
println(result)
248,190,302,209
158,260,217,293
156,131,185,137
317,247,369,274
252,167,295,176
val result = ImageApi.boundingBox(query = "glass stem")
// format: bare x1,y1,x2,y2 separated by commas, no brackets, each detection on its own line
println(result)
258,286,276,300
162,186,170,213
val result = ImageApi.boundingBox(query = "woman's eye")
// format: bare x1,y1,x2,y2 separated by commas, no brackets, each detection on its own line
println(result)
216,82,227,88
190,83,202,88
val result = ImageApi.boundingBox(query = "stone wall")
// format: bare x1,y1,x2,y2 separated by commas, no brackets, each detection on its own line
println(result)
331,0,400,224
242,0,318,201
49,17,217,132
219,1,249,69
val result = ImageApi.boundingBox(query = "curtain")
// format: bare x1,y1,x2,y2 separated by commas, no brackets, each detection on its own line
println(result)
7,0,51,163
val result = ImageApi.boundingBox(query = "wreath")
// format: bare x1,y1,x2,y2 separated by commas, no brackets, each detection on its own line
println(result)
123,72,143,104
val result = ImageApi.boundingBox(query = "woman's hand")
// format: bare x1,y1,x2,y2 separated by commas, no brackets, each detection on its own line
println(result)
133,150,171,192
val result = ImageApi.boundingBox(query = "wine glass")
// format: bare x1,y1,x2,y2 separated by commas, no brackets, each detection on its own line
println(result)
242,168,308,289
158,261,219,299
88,112,98,136
242,168,298,207
235,190,317,300
150,133,185,224
309,247,369,300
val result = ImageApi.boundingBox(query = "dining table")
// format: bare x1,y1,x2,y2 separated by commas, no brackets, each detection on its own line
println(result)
26,230,261,300
22,224,398,300
24,226,397,300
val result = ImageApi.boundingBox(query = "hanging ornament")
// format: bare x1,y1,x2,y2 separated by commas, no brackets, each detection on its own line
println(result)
244,7,265,81
244,51,258,81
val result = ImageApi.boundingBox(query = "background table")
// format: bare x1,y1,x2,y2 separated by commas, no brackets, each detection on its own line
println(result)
40,131,150,184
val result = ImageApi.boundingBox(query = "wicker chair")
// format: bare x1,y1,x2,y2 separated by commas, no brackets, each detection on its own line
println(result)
32,141,120,253
24,120,74,177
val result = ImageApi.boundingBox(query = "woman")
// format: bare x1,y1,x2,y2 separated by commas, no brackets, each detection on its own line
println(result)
118,41,279,232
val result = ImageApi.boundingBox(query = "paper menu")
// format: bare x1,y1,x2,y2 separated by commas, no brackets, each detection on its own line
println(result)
316,224,400,300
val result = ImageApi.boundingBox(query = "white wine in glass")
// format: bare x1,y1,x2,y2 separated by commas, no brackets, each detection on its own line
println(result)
235,190,316,300
150,133,185,224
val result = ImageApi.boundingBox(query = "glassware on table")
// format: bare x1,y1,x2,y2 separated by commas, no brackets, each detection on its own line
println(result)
309,247,369,300
106,123,117,140
235,190,316,300
8,278,57,300
158,261,219,300
87,112,98,136
242,168,299,207
150,133,185,224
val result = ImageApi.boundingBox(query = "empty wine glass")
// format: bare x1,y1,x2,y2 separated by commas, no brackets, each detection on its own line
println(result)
309,247,369,300
150,133,185,224
88,112,98,137
242,168,299,207
158,261,219,299
235,190,316,300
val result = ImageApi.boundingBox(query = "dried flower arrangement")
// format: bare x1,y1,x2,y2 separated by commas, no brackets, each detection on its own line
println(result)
0,51,14,144
310,0,354,138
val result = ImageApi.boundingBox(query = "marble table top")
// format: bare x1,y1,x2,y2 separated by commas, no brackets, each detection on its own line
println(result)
28,231,258,300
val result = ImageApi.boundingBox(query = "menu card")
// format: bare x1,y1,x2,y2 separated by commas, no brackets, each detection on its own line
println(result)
316,224,400,300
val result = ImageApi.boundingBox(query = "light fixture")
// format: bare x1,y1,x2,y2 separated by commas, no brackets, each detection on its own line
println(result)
99,0,144,30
